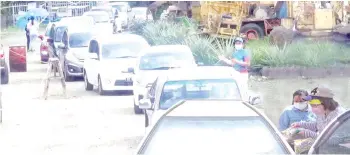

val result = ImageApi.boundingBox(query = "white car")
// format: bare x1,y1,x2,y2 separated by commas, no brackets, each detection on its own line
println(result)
131,7,153,21
83,11,113,35
90,6,115,21
139,66,260,130
132,45,197,114
108,2,131,28
83,34,150,95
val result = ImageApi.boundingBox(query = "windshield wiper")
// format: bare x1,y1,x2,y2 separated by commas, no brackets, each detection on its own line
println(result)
116,56,136,58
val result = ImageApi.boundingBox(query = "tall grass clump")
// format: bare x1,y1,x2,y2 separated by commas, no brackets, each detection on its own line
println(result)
131,19,350,67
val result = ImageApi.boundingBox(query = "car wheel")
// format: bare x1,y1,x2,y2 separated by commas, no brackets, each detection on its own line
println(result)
133,99,143,114
144,112,149,127
84,72,93,91
98,76,106,95
63,62,74,82
1,67,9,84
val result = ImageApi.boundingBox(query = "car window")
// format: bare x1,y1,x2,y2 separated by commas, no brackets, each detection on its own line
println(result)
139,52,195,70
101,42,146,59
316,113,350,154
54,27,66,42
159,79,241,110
140,116,289,155
69,32,93,48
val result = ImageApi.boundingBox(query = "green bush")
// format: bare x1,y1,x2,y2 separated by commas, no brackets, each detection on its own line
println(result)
130,20,350,67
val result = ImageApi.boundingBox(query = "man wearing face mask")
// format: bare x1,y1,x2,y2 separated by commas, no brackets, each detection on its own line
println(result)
279,90,316,131
218,37,251,96
291,86,346,139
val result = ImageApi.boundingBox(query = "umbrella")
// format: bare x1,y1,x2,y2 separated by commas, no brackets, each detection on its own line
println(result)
15,8,49,30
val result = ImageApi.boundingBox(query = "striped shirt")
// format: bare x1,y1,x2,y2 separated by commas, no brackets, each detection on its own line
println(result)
298,106,346,138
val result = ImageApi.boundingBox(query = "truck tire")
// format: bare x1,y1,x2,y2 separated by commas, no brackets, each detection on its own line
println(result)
240,23,265,40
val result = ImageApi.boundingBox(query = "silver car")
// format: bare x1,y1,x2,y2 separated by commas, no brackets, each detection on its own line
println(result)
136,99,350,155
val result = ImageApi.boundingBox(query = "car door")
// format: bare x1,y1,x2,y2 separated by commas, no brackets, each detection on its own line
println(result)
308,110,350,154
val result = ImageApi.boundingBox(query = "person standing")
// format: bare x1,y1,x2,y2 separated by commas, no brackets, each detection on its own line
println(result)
26,16,39,52
24,18,30,51
218,37,251,94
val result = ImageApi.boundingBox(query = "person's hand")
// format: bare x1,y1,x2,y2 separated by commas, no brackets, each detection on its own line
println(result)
297,129,305,136
291,122,301,128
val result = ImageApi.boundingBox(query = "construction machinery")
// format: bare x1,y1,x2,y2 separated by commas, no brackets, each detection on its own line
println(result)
193,1,350,40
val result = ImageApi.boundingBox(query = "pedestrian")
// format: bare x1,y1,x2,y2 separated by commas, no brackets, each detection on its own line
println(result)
278,89,316,131
291,86,346,138
26,16,39,52
218,37,251,94
24,18,30,51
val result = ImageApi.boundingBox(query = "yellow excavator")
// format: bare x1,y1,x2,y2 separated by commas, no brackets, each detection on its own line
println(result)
192,1,349,40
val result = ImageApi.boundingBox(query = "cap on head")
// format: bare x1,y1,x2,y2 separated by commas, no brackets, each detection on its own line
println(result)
234,37,244,43
302,86,334,102
30,16,35,20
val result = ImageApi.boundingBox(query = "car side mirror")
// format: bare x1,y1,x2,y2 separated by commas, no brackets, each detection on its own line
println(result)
57,43,66,49
89,53,98,60
128,67,134,74
248,95,262,105
139,99,152,110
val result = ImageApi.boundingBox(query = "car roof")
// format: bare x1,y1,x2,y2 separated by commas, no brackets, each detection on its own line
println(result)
159,66,242,81
166,100,259,117
93,34,148,44
140,45,191,56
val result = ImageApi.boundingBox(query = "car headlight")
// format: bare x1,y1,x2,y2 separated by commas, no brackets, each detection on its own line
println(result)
65,52,80,63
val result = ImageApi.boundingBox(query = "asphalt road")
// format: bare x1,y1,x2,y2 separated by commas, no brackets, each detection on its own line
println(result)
0,51,144,155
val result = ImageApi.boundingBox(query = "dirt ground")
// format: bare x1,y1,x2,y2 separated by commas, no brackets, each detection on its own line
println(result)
0,32,349,155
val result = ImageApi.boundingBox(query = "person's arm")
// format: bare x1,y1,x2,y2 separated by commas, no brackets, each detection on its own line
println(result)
299,121,317,132
279,110,290,131
301,128,318,138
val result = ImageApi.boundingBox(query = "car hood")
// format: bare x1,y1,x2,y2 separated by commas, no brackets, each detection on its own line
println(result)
70,47,89,60
100,58,137,71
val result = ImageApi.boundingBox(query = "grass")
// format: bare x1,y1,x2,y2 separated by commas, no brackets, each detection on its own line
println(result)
130,20,350,67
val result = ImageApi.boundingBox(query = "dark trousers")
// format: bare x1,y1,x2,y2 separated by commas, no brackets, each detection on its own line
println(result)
26,34,30,51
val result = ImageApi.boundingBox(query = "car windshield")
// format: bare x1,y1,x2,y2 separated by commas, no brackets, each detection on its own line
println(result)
140,116,289,155
101,42,144,59
111,5,127,12
86,14,109,23
69,33,93,48
139,52,194,70
159,79,241,109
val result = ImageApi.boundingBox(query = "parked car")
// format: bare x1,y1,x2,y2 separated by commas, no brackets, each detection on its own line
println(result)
108,2,131,28
83,34,150,95
139,66,258,128
131,45,197,114
131,7,153,21
83,11,114,34
39,16,95,63
0,44,9,84
136,99,294,154
55,26,94,81
90,6,115,22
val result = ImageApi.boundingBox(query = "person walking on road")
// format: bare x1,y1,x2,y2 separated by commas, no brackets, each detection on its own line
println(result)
24,18,30,51
26,16,39,52
218,37,251,93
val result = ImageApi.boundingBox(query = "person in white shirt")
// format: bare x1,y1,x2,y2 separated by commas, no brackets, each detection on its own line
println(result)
26,16,39,52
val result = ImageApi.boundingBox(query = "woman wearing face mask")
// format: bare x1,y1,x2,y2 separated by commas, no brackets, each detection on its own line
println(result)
291,86,346,139
218,37,251,94
279,89,316,131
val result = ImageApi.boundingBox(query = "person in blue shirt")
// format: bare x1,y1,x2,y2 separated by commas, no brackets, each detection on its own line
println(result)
218,37,251,96
279,89,316,131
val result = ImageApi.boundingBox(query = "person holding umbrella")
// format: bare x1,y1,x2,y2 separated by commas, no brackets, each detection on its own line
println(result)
24,18,31,51
26,16,39,52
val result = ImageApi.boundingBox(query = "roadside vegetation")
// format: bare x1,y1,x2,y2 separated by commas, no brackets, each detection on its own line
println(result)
129,20,350,68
